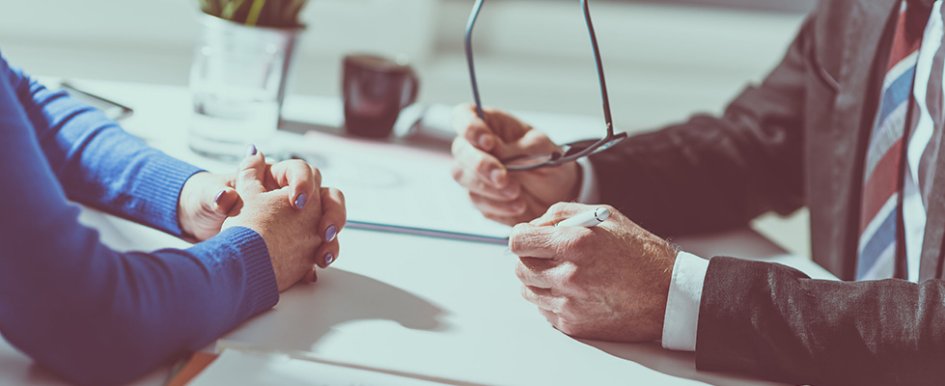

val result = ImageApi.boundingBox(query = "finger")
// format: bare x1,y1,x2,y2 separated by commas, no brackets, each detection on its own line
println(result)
519,257,561,287
530,202,595,227
515,259,555,288
479,106,532,142
482,211,527,226
508,223,559,258
304,266,318,284
452,164,520,201
469,192,527,218
509,222,592,259
269,160,321,210
538,309,559,326
235,144,267,197
451,138,512,189
521,285,565,313
314,239,340,269
452,104,499,152
513,128,562,155
212,188,240,216
319,188,347,244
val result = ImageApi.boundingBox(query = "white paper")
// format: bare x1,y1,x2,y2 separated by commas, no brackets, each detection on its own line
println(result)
288,130,512,240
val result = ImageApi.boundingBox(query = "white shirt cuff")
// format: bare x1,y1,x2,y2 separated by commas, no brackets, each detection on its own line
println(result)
661,251,709,351
575,157,599,203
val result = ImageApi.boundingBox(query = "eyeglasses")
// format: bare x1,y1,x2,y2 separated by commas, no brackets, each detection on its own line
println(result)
464,0,627,172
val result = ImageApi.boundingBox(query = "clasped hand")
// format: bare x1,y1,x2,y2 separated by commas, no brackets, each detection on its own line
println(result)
178,147,346,290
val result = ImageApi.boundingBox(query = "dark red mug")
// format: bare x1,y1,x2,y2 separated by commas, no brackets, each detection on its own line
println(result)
342,54,420,138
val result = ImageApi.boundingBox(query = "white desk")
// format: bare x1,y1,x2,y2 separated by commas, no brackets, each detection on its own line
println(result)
0,80,836,386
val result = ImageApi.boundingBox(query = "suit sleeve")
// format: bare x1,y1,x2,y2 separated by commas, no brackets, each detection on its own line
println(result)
5,54,202,236
588,17,812,237
696,257,945,386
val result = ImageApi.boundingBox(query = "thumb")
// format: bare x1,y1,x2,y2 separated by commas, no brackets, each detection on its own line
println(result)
531,202,593,226
492,129,560,161
235,145,267,197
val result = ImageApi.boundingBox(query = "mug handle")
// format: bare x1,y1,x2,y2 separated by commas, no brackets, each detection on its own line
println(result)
400,68,420,109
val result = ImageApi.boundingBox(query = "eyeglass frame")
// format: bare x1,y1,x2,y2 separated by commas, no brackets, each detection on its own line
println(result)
464,0,627,172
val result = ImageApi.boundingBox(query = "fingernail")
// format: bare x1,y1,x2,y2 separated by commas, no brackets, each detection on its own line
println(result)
491,169,504,186
247,144,257,156
213,189,226,205
324,252,335,266
294,193,307,209
478,134,493,149
325,224,338,242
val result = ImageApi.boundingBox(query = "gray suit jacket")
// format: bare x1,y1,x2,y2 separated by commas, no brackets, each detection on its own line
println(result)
588,0,945,384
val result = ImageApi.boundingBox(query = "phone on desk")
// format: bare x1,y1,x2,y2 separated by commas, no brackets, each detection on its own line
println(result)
60,82,134,121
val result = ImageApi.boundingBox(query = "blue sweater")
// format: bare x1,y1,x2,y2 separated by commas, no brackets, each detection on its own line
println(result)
0,52,279,385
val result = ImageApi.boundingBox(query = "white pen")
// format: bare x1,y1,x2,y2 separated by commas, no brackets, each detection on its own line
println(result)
556,207,611,228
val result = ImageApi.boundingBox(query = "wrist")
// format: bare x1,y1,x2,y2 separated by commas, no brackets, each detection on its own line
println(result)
178,172,206,237
651,238,679,339
178,172,228,238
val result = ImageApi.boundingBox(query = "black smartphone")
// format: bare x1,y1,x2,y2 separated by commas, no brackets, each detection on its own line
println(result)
60,82,134,121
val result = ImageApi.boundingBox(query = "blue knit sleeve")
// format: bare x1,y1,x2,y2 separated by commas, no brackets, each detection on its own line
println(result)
7,56,201,236
0,53,280,385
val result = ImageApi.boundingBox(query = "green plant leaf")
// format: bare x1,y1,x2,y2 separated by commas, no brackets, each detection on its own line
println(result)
221,0,247,21
203,0,306,26
245,0,267,26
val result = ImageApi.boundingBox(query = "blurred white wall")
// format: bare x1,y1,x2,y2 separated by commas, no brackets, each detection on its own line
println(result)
0,0,812,254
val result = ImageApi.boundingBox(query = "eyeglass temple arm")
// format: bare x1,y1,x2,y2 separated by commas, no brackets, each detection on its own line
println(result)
581,0,615,136
466,0,486,119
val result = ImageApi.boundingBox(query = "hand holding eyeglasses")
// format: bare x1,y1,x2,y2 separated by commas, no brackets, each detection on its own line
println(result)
465,0,627,172
450,105,581,225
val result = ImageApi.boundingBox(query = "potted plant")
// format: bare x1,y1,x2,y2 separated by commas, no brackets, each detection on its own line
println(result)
189,0,309,160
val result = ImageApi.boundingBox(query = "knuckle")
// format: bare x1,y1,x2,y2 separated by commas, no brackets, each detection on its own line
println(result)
332,188,345,203
238,168,257,180
558,297,573,315
508,224,530,253
555,319,576,336
556,228,592,256
451,165,464,183
508,200,527,215
514,263,528,282
549,202,570,218
287,159,307,169
561,266,579,287
473,179,492,195
519,285,531,301
475,158,493,175
569,229,595,250
451,137,466,156
468,192,484,205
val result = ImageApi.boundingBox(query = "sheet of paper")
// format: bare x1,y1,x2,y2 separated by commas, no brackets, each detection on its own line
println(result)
190,349,450,386
284,130,511,240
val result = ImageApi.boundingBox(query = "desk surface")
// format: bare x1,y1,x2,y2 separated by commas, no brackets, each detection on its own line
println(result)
0,80,836,386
